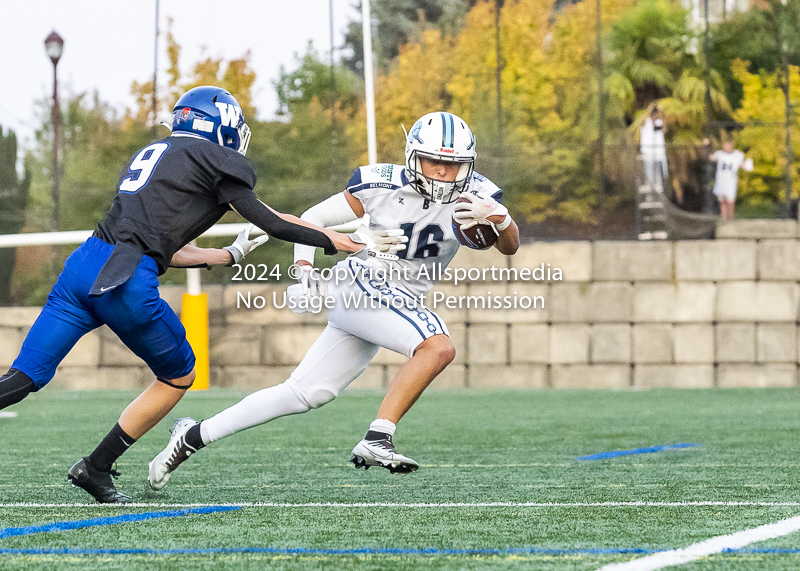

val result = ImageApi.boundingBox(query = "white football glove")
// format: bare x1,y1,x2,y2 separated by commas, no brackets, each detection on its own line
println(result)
453,192,509,231
224,225,269,264
349,225,408,261
295,264,328,297
286,283,324,314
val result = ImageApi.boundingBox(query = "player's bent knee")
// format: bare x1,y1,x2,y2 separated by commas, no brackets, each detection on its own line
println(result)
288,380,338,410
439,342,456,366
157,369,195,390
416,335,456,367
304,387,338,409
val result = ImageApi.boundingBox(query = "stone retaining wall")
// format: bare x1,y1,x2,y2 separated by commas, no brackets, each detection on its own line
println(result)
3,219,800,391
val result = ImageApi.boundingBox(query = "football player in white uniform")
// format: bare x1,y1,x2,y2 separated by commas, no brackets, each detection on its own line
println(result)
148,112,520,489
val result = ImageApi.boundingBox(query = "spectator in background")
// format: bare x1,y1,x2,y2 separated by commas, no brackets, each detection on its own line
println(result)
710,140,753,220
640,105,668,191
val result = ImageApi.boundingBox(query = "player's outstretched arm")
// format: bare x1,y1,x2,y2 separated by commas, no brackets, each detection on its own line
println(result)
279,200,404,259
170,244,236,268
230,194,397,256
294,191,364,268
169,226,269,268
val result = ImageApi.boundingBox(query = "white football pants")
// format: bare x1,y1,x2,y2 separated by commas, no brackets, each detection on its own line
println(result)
202,259,448,443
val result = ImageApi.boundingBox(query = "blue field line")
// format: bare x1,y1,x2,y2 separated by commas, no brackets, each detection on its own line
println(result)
576,443,702,461
0,546,660,556
731,548,800,554
0,506,240,539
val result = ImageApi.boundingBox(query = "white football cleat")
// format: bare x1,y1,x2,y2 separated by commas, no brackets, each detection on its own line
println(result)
350,435,419,474
148,417,199,491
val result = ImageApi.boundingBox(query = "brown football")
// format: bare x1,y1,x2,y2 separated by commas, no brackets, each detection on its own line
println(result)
452,196,498,250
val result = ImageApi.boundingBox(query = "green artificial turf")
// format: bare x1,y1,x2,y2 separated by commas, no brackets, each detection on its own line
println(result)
2,388,800,569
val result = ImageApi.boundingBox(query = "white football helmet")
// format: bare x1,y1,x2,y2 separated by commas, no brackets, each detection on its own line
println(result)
404,112,476,206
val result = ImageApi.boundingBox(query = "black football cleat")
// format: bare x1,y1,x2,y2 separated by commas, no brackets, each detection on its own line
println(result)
67,457,131,503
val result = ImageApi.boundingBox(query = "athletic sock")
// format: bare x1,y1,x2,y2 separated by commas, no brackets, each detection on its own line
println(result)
88,423,137,472
185,423,206,450
199,420,213,446
366,418,397,440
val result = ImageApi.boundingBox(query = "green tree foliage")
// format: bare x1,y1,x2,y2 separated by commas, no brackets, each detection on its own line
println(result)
274,42,361,116
0,127,30,304
606,0,732,144
367,0,638,223
27,93,153,234
710,9,781,109
607,0,694,113
342,0,472,74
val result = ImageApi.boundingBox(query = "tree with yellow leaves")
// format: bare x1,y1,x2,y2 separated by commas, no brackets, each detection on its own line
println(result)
362,0,644,223
130,19,257,125
731,59,800,203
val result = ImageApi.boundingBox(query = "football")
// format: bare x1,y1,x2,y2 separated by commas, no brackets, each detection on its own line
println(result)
452,197,498,250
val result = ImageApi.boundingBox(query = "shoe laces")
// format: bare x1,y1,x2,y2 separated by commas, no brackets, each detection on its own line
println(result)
166,437,194,469
370,438,396,452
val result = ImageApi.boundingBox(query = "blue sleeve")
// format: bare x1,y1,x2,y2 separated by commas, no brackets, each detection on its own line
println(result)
345,168,364,194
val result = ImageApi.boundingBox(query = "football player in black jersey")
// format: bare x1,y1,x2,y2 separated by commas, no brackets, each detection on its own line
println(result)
0,86,406,503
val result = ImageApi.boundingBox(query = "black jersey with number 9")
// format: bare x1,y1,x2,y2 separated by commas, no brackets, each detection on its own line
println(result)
94,135,257,274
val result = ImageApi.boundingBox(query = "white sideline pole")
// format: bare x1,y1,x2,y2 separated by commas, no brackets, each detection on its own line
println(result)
185,269,201,295
0,218,365,249
0,229,92,248
362,0,378,165
186,238,201,296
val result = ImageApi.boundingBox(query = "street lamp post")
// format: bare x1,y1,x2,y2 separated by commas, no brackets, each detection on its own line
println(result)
45,31,63,231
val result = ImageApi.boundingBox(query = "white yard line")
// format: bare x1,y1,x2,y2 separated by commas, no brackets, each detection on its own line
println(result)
3,501,800,508
596,515,800,571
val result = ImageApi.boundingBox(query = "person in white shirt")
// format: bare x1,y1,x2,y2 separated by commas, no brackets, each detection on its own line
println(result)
640,106,668,191
710,141,752,220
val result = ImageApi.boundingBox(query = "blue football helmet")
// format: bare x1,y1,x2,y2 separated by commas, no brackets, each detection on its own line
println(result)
171,86,251,155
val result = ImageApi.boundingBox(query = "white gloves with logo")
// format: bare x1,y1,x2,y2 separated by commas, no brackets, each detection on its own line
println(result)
224,225,270,264
350,224,408,260
453,192,511,231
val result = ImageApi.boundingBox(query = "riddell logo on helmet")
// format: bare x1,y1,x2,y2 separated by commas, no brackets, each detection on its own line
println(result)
439,148,455,153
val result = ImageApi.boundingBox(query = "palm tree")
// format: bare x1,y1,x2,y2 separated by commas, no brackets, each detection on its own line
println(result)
606,0,731,141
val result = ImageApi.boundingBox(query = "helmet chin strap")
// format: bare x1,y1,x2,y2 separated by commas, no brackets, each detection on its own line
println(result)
429,180,449,207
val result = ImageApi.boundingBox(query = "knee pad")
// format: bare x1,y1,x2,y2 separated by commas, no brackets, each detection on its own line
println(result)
0,369,34,410
288,380,338,410
305,387,337,409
